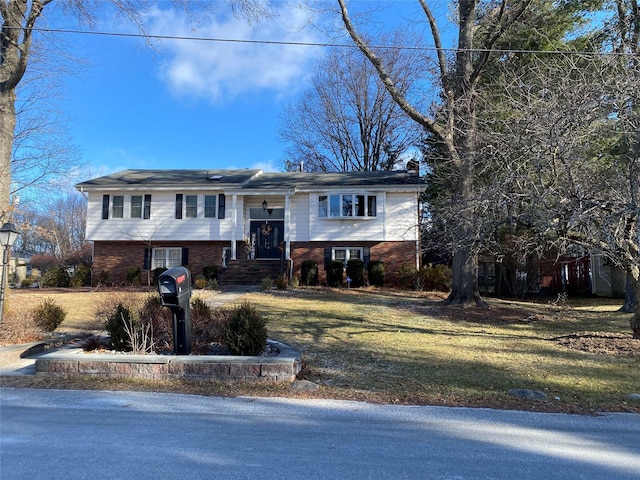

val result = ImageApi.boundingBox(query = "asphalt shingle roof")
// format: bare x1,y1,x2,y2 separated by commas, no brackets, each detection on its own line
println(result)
76,169,424,191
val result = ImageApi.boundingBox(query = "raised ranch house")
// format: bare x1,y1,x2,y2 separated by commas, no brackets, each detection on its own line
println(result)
76,169,424,286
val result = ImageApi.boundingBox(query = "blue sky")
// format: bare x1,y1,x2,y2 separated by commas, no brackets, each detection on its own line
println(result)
31,1,447,188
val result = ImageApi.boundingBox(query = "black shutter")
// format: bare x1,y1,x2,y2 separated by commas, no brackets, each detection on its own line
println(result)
363,247,370,267
143,195,151,219
324,248,332,270
143,248,151,270
218,194,226,219
102,195,110,219
181,248,189,266
175,194,183,219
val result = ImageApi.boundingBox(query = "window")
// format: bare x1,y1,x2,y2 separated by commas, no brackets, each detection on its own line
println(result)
185,195,197,218
152,247,183,270
319,194,377,218
204,195,216,218
112,196,124,218
332,247,363,264
130,196,142,218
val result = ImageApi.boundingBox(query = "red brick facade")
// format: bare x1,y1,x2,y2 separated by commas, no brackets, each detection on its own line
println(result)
93,240,418,287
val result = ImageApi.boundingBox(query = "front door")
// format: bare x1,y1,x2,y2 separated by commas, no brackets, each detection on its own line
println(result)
250,221,284,259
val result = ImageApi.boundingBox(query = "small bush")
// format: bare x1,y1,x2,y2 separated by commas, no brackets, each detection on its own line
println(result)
208,278,219,290
104,303,134,351
32,298,66,332
70,264,92,287
224,302,268,356
41,265,71,288
421,264,452,292
368,261,385,287
126,266,141,285
139,294,172,349
289,275,299,289
326,260,344,287
96,270,111,286
300,261,319,286
202,265,218,281
261,277,273,291
346,259,365,288
397,263,422,290
152,267,167,285
194,275,207,289
21,275,38,288
275,275,289,290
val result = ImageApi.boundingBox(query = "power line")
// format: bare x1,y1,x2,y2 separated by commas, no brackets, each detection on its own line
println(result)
25,26,638,57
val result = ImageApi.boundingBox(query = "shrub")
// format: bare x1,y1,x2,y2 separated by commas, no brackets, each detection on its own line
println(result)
276,275,289,290
125,266,141,285
190,297,232,352
207,278,219,290
32,298,66,332
202,265,218,281
289,275,299,289
300,261,319,286
194,275,207,289
421,264,452,292
224,302,268,356
104,303,134,351
346,259,365,288
261,277,273,291
96,270,111,285
138,294,172,349
326,260,344,287
368,261,385,287
70,264,92,287
21,275,38,288
397,263,422,290
152,267,166,285
41,265,71,288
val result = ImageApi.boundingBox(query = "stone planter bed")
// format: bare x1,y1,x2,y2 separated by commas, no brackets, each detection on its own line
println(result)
35,340,302,383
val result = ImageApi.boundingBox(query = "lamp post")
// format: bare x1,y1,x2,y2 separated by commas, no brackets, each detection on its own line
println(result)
0,222,21,328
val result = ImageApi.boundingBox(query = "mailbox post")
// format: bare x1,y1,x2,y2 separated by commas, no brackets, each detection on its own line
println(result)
158,266,192,355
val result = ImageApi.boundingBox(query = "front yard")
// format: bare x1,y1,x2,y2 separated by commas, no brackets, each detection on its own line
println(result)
2,287,638,414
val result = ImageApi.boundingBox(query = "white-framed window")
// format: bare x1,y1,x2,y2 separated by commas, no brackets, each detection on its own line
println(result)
204,195,216,218
332,247,363,265
112,195,124,218
319,194,377,218
185,195,198,218
152,247,182,269
130,195,142,218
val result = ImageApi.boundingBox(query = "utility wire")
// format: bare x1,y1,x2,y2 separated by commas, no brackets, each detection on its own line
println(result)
23,26,638,57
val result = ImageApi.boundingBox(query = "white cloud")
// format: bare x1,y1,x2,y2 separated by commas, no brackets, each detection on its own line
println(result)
145,6,325,103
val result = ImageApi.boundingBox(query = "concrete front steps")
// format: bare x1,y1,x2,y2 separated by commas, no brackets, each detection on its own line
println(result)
220,259,284,285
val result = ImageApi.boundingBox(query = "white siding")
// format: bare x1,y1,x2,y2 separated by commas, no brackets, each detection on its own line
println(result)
85,191,236,241
305,191,417,242
290,194,310,241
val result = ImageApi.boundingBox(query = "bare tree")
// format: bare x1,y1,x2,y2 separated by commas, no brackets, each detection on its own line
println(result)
1,0,273,220
337,0,532,306
279,37,421,173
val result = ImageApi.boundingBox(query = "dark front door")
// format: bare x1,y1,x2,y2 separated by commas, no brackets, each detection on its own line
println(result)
250,221,284,259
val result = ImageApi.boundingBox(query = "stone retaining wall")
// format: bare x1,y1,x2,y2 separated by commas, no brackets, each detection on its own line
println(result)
35,341,301,382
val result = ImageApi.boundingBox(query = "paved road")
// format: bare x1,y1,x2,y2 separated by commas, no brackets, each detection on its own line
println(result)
1,388,639,480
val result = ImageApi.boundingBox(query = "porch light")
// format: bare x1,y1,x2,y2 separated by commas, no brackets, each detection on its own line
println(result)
262,199,268,211
0,222,21,328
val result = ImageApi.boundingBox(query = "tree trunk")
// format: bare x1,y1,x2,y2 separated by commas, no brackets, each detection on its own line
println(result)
0,87,15,220
632,275,640,339
619,272,637,313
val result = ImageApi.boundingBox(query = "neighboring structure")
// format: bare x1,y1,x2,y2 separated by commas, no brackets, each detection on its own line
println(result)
76,169,424,286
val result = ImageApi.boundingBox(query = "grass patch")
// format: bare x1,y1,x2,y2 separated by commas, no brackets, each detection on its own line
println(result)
2,287,638,414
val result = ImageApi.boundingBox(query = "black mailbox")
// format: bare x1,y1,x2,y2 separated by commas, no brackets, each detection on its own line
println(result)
158,266,191,308
157,266,192,355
